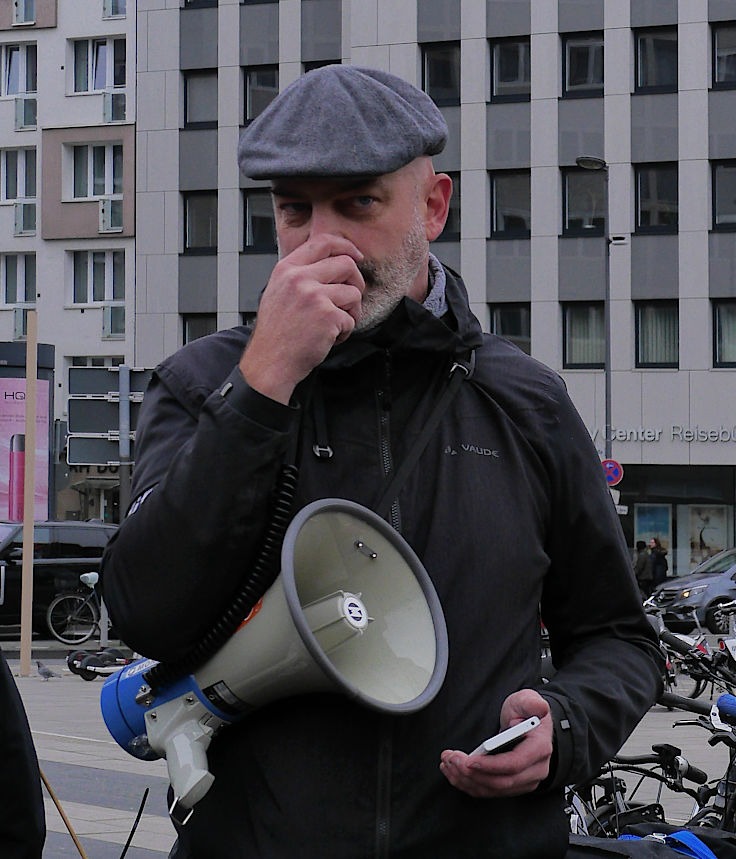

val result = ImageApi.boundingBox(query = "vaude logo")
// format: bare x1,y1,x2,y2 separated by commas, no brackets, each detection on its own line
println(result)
444,444,500,458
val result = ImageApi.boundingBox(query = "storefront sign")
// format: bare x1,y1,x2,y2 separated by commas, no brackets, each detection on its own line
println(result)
590,425,736,444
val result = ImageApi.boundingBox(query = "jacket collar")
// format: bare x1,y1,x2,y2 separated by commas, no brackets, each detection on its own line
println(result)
320,265,483,370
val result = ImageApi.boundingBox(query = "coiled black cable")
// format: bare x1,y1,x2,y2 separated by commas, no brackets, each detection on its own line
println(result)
142,464,299,693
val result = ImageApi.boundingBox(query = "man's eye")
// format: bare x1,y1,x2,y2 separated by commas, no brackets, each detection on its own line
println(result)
351,196,375,209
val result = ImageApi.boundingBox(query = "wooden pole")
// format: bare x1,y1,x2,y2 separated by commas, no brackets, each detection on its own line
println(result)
19,310,37,677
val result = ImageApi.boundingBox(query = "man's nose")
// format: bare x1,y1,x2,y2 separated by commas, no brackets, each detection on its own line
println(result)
308,205,345,240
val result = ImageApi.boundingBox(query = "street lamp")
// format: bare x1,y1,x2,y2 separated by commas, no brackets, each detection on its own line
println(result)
575,155,612,460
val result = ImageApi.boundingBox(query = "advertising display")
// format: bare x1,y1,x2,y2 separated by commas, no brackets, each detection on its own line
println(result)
0,378,50,521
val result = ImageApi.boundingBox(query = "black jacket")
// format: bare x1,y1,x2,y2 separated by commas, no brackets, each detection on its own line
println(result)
103,268,663,858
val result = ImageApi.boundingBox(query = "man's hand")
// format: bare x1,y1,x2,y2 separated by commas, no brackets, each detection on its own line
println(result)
240,236,365,404
439,689,553,798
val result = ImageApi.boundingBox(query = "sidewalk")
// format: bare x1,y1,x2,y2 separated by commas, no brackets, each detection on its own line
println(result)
6,643,176,858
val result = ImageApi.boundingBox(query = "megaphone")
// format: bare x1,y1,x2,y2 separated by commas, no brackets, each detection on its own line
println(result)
101,498,448,823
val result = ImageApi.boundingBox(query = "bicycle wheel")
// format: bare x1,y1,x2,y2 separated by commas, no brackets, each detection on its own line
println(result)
46,593,99,644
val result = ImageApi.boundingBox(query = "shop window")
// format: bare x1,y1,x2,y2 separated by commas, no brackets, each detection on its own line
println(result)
244,65,278,123
490,170,531,238
714,300,736,367
713,23,736,87
635,28,677,93
184,70,217,128
491,37,530,101
490,303,531,355
562,32,603,98
562,168,606,236
635,163,678,233
73,37,125,92
421,42,460,106
183,313,217,343
712,161,736,230
635,301,678,368
563,302,604,368
436,172,460,241
184,191,217,253
243,190,277,252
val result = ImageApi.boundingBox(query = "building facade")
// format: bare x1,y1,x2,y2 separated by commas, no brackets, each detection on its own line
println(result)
0,0,136,521
137,0,736,573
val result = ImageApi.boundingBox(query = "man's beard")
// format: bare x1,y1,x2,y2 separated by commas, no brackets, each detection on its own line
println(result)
354,211,428,332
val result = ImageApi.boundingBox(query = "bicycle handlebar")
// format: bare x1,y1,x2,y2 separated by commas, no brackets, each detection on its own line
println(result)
658,691,713,715
660,629,696,657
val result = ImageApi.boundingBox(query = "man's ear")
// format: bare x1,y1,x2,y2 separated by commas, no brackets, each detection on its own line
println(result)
423,173,454,242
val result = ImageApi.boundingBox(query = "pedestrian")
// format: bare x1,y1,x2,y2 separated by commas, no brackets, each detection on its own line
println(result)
649,537,669,587
634,540,654,597
102,65,664,858
0,650,45,858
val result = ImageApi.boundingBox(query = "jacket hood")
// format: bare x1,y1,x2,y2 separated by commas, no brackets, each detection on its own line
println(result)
320,265,484,370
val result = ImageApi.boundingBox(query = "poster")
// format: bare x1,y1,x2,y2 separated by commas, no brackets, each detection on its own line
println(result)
0,378,49,521
634,503,672,551
689,505,729,566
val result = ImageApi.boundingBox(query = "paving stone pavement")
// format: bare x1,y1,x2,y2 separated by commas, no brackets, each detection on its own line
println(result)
5,638,734,856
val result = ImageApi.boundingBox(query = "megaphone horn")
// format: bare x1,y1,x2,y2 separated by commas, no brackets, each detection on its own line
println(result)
101,498,449,822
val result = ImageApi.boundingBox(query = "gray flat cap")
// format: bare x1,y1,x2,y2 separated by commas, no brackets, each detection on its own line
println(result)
237,65,448,179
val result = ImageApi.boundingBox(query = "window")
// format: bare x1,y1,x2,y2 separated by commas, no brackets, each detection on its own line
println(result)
243,190,276,252
562,168,606,236
635,301,678,368
2,43,36,95
563,303,604,368
635,163,678,232
2,253,35,305
635,28,677,93
1,148,35,200
72,143,122,199
490,303,531,354
183,314,217,343
184,70,217,128
13,0,35,25
436,172,460,241
422,42,460,105
245,65,278,122
491,38,530,101
71,355,124,367
490,170,531,238
183,0,217,7
713,24,736,87
72,250,124,305
562,33,603,97
73,37,125,92
712,161,736,230
184,191,217,252
714,300,736,367
303,60,340,74
103,0,126,18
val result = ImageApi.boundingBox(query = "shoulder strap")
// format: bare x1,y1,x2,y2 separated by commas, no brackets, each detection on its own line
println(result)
374,351,475,522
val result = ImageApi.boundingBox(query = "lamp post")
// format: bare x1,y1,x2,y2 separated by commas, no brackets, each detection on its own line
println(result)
575,155,612,459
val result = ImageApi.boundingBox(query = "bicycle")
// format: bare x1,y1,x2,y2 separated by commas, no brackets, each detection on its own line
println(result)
46,572,104,644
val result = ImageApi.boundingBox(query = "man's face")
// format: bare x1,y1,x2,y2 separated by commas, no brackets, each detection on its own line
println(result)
270,160,445,331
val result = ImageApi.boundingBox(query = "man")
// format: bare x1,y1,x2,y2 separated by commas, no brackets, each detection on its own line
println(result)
102,65,663,857
634,540,653,598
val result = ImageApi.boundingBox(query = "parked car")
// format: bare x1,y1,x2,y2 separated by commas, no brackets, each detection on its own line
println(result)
0,521,117,637
651,547,736,634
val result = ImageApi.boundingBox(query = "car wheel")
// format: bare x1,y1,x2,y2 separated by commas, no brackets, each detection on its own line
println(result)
706,599,732,634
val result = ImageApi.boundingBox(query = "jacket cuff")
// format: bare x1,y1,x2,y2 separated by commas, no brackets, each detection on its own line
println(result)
536,694,574,792
217,365,298,431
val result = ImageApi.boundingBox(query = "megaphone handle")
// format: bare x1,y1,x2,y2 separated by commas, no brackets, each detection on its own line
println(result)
160,718,216,821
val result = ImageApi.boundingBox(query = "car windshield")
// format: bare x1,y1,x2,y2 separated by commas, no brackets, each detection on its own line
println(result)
692,548,736,575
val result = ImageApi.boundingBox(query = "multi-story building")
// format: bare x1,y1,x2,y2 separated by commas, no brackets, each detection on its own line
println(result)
136,0,735,572
0,0,135,521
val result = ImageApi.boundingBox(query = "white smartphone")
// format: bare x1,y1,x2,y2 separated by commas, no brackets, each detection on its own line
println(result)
469,716,541,756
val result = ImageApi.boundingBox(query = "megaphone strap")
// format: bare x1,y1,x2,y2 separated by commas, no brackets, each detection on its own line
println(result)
374,350,475,522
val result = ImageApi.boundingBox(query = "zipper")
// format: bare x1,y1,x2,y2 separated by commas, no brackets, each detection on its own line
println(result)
374,716,393,858
377,350,401,532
